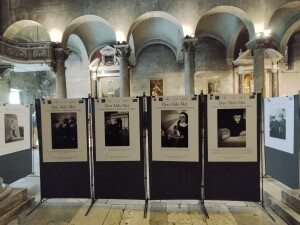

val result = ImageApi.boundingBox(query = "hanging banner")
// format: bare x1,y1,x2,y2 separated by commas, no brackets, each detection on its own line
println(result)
207,94,257,162
94,97,141,161
40,99,88,162
264,96,294,154
151,96,199,162
0,103,31,156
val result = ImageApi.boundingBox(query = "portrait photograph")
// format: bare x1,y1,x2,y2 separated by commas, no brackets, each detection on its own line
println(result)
51,112,78,149
104,111,129,147
4,114,24,143
269,108,286,140
150,79,163,96
217,108,246,148
161,110,188,148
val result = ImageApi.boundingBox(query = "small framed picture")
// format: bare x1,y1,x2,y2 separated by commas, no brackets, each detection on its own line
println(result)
207,76,220,94
149,79,163,96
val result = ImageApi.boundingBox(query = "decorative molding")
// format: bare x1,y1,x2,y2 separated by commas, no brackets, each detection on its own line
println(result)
0,36,70,73
182,37,198,52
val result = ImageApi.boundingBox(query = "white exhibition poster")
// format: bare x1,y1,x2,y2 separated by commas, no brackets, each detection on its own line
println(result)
94,97,141,161
0,103,31,156
40,99,88,162
264,96,294,154
151,96,199,162
207,94,257,162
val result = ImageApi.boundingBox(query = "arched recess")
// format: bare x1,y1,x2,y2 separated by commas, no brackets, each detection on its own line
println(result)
195,6,255,62
61,15,116,59
3,20,50,42
268,1,300,55
127,11,184,66
64,34,90,98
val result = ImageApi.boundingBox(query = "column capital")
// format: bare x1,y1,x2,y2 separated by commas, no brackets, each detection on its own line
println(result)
182,37,198,52
246,36,269,51
114,44,131,57
53,44,69,62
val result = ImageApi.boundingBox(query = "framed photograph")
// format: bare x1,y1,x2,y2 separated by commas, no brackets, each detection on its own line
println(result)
149,79,163,96
207,76,220,94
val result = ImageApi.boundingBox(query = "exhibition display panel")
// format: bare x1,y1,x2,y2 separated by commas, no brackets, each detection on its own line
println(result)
36,99,90,198
93,97,145,199
148,95,202,199
204,94,261,201
264,95,300,188
0,103,32,183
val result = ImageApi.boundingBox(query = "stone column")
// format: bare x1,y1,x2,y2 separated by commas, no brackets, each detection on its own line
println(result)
90,71,98,98
53,45,69,98
114,44,131,97
271,63,279,97
183,37,198,96
246,36,269,94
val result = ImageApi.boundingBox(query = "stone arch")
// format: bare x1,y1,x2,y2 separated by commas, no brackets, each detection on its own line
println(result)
267,1,300,55
3,20,51,42
195,6,255,61
65,34,90,98
61,15,116,58
127,11,184,66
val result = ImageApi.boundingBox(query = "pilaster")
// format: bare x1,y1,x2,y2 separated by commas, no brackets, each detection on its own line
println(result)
182,37,197,96
53,43,69,98
246,36,269,94
114,44,131,97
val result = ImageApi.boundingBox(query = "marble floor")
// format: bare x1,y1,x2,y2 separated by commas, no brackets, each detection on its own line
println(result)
8,149,289,225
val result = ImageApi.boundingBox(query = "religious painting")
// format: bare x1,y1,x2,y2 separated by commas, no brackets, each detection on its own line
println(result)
207,76,220,94
149,79,163,96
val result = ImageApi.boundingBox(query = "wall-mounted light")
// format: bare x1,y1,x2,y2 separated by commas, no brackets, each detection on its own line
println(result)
49,28,62,42
116,30,125,43
255,29,271,39
182,24,193,38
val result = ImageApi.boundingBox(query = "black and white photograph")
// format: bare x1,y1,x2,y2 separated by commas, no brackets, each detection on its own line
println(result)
264,96,294,154
151,96,199,162
0,104,31,156
95,97,141,161
104,111,129,146
207,94,257,162
269,108,286,140
51,112,78,149
4,114,24,143
161,110,188,148
217,108,246,148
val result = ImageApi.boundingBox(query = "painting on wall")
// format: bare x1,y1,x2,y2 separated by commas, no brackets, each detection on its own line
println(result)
149,79,163,96
208,76,220,94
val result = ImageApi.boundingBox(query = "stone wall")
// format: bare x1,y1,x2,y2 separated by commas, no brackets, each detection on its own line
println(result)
0,71,56,107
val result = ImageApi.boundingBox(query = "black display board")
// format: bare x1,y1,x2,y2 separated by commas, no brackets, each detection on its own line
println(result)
0,149,32,184
36,99,91,198
265,95,300,189
148,96,202,200
204,94,261,201
93,97,145,199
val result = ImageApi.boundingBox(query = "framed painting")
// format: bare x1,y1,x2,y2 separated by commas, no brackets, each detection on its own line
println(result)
207,76,220,94
149,79,163,96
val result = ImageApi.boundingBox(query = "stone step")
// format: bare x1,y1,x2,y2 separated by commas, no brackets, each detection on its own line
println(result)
0,188,28,218
282,189,300,214
270,196,300,225
0,196,35,225
0,185,12,202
